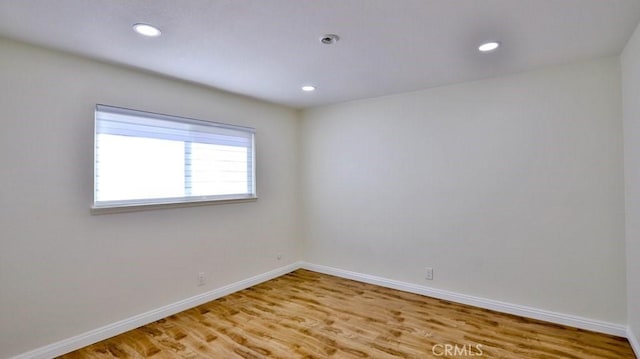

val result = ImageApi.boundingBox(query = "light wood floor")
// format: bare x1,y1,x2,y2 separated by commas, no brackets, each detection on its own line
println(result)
60,269,636,358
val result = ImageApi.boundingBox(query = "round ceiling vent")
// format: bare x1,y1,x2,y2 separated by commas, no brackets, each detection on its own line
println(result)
320,34,340,45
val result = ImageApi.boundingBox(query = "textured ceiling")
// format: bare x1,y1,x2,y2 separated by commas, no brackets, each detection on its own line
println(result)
1,0,639,108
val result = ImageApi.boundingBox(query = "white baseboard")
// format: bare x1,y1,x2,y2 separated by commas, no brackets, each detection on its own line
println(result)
628,327,640,358
11,262,304,359
301,262,628,337
12,261,633,359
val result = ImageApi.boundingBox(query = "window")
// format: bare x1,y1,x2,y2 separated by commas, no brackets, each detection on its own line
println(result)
93,104,256,211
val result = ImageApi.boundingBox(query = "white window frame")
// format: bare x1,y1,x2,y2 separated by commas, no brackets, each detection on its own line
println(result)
92,104,257,214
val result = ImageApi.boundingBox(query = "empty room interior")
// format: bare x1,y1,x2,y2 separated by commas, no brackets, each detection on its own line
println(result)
3,1,640,358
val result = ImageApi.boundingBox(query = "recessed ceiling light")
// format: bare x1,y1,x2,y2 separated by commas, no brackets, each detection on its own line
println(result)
132,23,161,37
301,85,316,92
478,41,500,52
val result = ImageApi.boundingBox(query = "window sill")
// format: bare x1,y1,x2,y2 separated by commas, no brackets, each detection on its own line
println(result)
90,196,258,215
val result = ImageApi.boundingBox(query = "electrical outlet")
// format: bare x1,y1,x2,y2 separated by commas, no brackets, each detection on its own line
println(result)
425,267,434,280
197,272,206,286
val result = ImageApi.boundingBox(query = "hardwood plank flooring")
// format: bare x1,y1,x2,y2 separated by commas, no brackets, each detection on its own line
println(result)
59,269,636,358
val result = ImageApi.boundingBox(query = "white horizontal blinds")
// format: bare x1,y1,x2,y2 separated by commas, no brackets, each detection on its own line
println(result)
95,106,253,147
94,104,255,207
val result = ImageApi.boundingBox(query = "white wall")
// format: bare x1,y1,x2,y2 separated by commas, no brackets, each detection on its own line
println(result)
622,21,640,349
0,38,300,358
301,58,626,324
0,34,633,358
